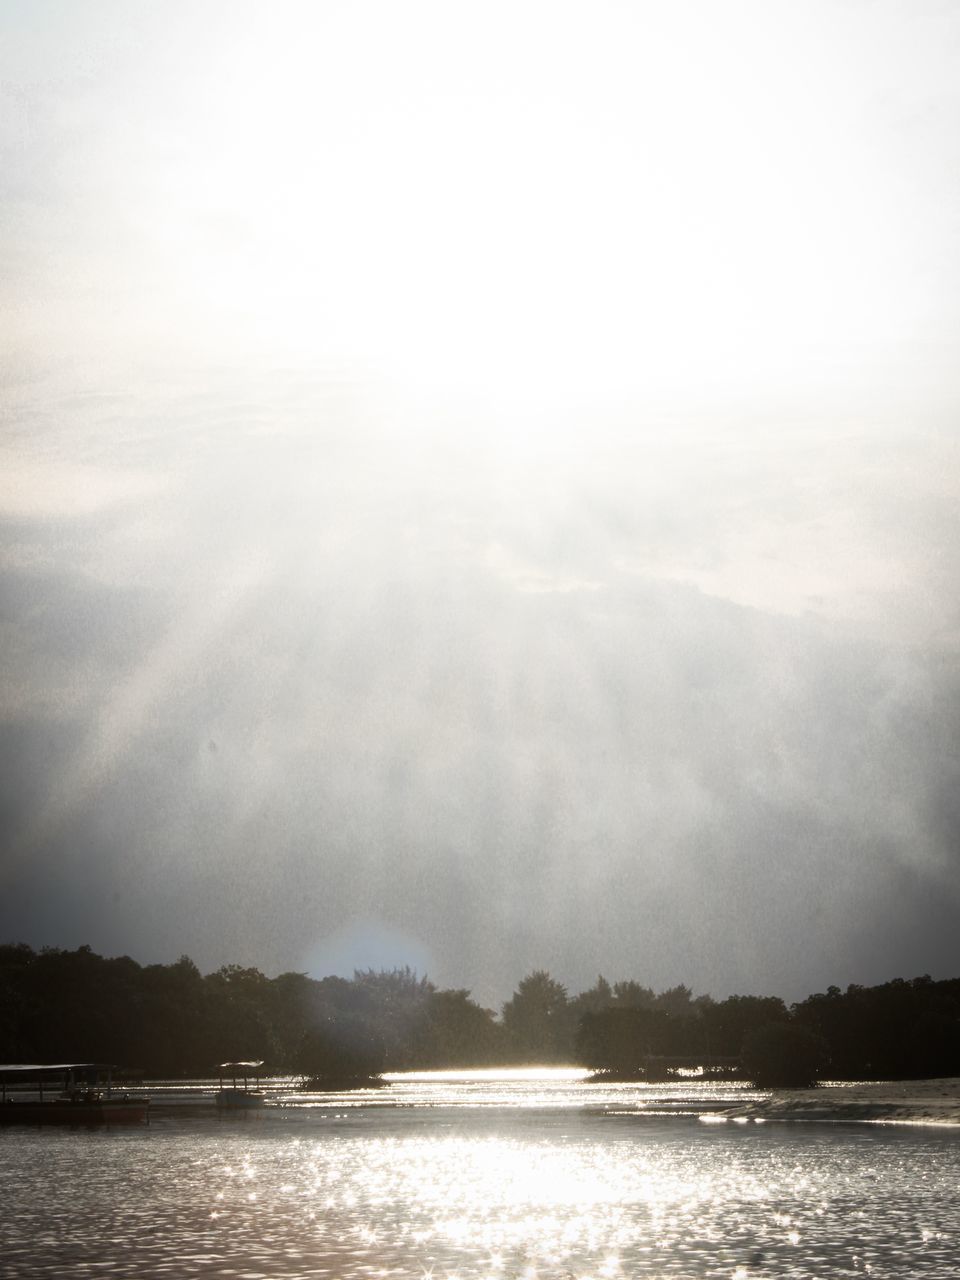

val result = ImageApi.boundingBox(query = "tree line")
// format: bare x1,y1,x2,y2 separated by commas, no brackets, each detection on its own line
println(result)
1,943,958,1085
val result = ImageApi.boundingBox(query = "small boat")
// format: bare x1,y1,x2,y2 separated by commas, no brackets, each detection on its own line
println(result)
215,1060,266,1109
0,1063,149,1125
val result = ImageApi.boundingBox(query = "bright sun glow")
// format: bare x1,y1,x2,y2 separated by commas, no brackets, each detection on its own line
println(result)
104,1,934,409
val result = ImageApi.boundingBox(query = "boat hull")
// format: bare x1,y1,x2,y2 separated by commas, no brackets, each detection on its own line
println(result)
215,1089,265,1110
0,1099,149,1125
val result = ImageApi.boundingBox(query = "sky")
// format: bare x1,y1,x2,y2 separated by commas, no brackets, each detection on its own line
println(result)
1,0,959,1010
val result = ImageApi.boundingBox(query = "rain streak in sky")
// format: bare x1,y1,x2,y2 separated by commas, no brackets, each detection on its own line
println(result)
1,0,959,1008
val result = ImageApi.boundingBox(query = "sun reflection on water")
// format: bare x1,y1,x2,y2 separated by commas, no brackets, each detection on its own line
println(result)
3,1076,960,1279
165,1121,959,1279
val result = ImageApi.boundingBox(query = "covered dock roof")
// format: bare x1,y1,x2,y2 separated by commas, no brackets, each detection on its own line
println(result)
0,1063,113,1076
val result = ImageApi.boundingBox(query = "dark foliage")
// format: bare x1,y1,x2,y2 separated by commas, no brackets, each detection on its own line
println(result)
502,970,571,1062
576,1006,673,1073
791,976,960,1080
0,944,500,1078
740,1022,830,1088
1,943,958,1083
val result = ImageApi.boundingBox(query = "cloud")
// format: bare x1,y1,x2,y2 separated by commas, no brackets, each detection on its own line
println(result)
0,450,162,520
1,390,957,1004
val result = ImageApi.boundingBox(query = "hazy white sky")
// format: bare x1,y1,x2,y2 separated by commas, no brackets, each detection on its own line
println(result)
1,1,958,1004
4,0,960,404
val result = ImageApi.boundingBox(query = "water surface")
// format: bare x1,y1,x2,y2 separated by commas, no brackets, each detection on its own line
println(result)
2,1069,958,1279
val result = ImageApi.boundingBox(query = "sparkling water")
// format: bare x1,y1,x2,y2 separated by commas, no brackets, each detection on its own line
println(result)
2,1070,958,1279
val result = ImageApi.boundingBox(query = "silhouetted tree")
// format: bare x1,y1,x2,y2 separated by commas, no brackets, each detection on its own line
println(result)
203,964,277,1066
4,940,960,1084
0,943,38,1060
611,980,656,1009
350,967,436,1069
699,994,789,1058
138,954,209,1075
908,1008,960,1078
654,983,695,1019
575,1006,672,1074
793,976,960,1079
265,971,317,1072
298,1015,385,1081
502,970,571,1062
414,989,504,1067
17,945,145,1065
741,1021,830,1088
569,976,613,1019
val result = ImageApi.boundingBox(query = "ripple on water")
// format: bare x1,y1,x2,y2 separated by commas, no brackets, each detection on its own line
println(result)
1,1111,959,1278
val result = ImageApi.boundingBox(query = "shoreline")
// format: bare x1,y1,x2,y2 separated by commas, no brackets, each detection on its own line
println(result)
726,1077,960,1127
27,1069,953,1130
